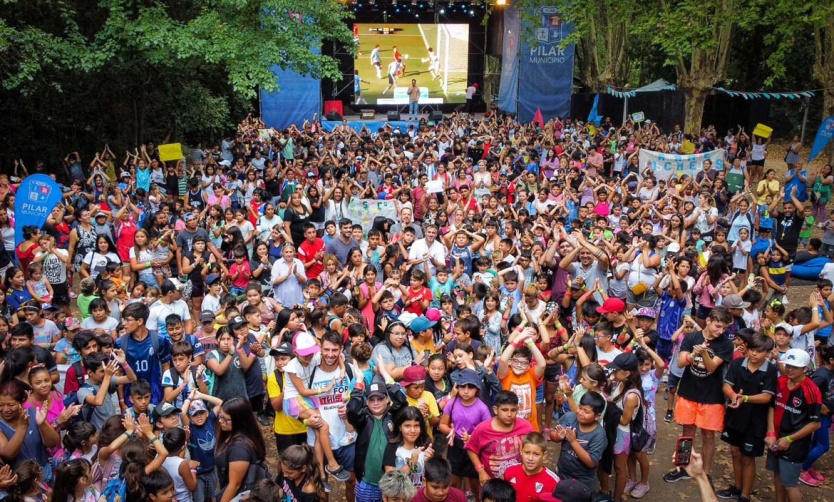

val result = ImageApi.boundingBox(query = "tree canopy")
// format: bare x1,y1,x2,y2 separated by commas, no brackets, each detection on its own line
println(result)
0,0,354,160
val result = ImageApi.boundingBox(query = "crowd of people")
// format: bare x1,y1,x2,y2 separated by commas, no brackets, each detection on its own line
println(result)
0,111,832,502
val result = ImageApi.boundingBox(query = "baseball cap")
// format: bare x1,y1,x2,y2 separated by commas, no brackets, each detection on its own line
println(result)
205,274,221,286
402,365,427,387
187,400,208,416
95,212,107,219
153,402,181,422
229,316,247,329
292,332,320,357
722,294,750,309
269,341,295,358
552,479,593,502
455,369,482,390
607,353,639,373
635,307,656,319
199,310,216,324
367,375,388,399
596,298,626,315
410,316,436,333
425,308,442,323
64,316,81,331
783,349,811,368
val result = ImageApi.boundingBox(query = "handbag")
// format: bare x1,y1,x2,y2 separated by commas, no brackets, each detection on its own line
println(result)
631,258,648,296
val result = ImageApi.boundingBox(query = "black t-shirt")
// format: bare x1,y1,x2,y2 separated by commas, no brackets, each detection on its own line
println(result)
810,366,834,413
34,346,58,373
772,376,822,462
217,437,259,489
274,472,319,502
775,213,804,255
723,358,778,436
677,331,734,405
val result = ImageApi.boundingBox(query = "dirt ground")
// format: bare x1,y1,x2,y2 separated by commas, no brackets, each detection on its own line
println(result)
257,144,834,500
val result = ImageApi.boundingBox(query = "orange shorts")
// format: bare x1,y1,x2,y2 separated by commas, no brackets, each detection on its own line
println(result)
674,396,725,432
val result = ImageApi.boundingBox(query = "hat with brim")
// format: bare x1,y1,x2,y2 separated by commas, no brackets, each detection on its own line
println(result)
402,365,427,387
199,310,216,323
270,341,295,358
722,294,751,309
367,375,388,399
783,348,811,368
455,369,482,390
229,316,247,329
292,331,320,357
596,298,626,315
410,316,436,333
187,400,208,416
153,402,181,421
607,352,639,373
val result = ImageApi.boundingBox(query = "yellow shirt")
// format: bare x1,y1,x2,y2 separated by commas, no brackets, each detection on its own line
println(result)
267,372,308,435
411,336,437,357
406,391,440,438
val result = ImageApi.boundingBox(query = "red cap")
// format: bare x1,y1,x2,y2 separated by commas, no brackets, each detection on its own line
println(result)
596,298,626,315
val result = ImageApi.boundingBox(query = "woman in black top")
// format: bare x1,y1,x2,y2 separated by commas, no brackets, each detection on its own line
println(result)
215,397,268,502
307,185,326,231
282,191,311,248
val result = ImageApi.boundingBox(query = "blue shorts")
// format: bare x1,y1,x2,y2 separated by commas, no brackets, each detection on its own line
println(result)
194,470,218,502
766,452,802,488
334,443,355,472
355,480,382,502
667,372,682,389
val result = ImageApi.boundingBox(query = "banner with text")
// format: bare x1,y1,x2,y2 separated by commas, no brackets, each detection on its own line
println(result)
518,7,574,122
497,6,520,114
638,149,727,182
14,174,63,248
347,198,398,234
809,116,834,162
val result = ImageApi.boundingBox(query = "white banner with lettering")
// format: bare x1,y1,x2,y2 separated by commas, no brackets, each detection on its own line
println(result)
347,198,399,234
638,149,726,182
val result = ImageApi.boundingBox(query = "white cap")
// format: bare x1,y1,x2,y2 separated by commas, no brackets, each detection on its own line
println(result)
667,242,681,253
783,348,811,368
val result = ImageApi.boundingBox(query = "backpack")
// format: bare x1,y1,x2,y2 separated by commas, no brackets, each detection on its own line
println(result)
170,366,202,391
626,389,650,453
203,349,221,396
100,475,127,502
73,382,100,425
62,360,86,407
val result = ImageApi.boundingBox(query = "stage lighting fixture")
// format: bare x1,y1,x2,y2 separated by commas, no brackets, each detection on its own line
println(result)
439,8,445,13
496,0,507,5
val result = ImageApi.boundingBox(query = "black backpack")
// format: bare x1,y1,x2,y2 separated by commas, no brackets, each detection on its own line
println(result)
62,361,86,407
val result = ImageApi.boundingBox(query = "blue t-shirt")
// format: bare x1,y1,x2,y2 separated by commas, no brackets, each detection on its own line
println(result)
428,277,455,308
115,330,172,405
656,292,685,341
818,302,833,339
188,410,217,474
7,287,33,311
54,338,81,364
499,285,522,316
750,237,773,260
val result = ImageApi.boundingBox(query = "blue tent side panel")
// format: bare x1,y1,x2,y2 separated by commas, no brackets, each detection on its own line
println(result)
260,64,322,130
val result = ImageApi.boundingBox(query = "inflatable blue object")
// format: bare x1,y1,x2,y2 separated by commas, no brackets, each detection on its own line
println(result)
791,256,831,280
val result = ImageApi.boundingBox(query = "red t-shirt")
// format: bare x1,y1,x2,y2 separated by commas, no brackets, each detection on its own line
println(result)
503,463,560,502
298,238,326,279
404,286,432,315
465,418,533,479
412,487,468,502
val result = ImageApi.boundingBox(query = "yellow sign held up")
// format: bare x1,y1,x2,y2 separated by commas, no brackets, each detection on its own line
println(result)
158,143,183,162
752,124,773,139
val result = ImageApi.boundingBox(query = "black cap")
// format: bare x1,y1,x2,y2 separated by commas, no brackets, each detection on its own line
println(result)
607,353,639,372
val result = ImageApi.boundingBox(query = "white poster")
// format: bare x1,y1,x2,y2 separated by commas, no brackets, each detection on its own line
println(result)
638,148,726,182
347,198,399,234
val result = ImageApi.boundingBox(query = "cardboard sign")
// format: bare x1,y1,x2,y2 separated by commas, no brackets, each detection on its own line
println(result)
426,180,444,194
158,143,183,162
631,112,645,123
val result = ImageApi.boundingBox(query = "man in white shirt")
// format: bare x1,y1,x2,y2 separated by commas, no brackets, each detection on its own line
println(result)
146,279,194,337
382,60,399,96
408,224,447,276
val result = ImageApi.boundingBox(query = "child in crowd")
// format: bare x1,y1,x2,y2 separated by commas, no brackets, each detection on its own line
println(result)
181,390,223,502
501,432,559,501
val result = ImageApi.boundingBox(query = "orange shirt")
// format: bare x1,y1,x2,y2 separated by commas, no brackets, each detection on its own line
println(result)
499,367,544,431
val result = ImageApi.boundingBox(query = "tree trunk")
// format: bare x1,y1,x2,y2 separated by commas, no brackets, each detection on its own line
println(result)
681,86,709,135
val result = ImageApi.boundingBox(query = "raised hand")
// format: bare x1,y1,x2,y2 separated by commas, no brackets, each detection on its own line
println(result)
122,412,136,435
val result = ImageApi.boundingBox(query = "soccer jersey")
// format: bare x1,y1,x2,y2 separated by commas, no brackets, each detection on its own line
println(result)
503,463,560,502
116,330,172,405
772,375,822,462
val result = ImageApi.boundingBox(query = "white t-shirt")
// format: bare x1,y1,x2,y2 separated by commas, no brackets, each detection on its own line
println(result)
40,249,69,284
146,299,192,334
408,238,447,276
596,346,623,367
306,364,351,449
82,251,121,279
201,294,221,315
81,316,119,334
732,240,752,270
282,353,321,400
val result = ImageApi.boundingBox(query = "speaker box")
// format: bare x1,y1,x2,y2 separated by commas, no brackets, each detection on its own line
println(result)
430,110,444,122
361,109,375,120
387,110,401,121
326,111,342,121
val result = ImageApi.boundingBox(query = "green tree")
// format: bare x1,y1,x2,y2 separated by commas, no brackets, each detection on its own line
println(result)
636,0,745,134
0,0,354,158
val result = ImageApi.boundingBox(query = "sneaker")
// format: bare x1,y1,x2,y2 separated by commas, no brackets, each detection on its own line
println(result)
716,486,741,499
339,431,358,447
624,479,638,496
808,468,827,482
663,469,691,483
322,479,333,493
799,471,821,487
256,413,272,427
630,483,650,498
326,465,351,482
664,410,674,423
